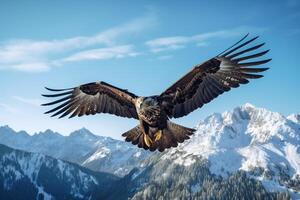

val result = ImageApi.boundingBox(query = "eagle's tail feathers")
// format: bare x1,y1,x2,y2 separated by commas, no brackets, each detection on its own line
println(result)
156,121,195,152
122,125,149,150
122,121,195,152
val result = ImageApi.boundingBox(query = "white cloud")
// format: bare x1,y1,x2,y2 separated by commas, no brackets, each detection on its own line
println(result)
0,103,18,113
13,96,43,107
145,36,189,52
0,12,156,72
10,62,50,72
145,26,266,53
62,45,138,62
157,55,173,60
196,42,209,47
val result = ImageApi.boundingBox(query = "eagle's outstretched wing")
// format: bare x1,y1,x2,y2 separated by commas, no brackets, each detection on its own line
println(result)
42,81,138,119
160,34,271,118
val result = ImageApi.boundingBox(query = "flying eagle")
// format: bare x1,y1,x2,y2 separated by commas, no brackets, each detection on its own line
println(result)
42,34,271,152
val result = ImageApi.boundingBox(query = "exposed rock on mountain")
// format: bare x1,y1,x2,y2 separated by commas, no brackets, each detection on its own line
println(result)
0,144,118,200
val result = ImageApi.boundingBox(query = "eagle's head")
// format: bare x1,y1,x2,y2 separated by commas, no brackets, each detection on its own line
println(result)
136,97,158,110
135,97,145,110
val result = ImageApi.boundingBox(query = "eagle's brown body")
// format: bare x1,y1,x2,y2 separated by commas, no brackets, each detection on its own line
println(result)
130,96,195,151
42,34,271,152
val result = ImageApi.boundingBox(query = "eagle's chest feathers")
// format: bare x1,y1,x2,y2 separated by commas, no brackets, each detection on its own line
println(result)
136,97,165,126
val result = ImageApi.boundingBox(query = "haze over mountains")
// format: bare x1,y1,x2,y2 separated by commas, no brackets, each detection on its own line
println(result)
0,103,299,199
0,126,149,177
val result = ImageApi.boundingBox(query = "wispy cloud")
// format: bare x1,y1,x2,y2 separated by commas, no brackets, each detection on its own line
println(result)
157,55,173,60
145,36,189,53
0,102,18,113
196,41,209,47
13,96,43,107
145,26,266,53
61,45,139,63
10,62,50,72
0,12,157,73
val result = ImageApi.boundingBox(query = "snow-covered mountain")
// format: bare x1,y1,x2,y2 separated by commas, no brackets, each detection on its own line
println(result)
166,103,300,176
127,103,300,199
0,127,149,177
0,144,118,200
1,103,299,199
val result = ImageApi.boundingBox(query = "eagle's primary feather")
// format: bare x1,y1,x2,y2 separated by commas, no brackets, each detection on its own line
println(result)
42,81,138,119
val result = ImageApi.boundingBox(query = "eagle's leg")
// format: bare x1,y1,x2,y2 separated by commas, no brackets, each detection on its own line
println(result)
139,119,153,147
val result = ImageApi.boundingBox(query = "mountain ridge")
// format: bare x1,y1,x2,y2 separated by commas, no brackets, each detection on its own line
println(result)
0,125,150,177
133,103,300,198
0,103,299,199
0,143,119,200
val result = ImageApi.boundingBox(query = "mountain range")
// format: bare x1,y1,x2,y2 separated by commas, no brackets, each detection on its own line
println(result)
0,144,119,200
0,126,149,177
0,103,299,199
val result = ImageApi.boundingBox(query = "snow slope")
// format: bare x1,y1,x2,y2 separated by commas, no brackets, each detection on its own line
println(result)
162,103,300,197
0,127,149,177
0,144,117,200
1,103,299,198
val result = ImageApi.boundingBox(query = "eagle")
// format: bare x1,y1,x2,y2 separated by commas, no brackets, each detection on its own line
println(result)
42,34,271,152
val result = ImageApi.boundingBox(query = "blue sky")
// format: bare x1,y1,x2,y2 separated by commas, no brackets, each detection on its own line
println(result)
0,0,299,139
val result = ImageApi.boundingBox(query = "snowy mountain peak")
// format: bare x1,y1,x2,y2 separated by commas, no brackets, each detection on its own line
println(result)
34,129,62,138
0,126,30,144
0,125,12,130
0,125,150,177
0,125,18,134
288,114,300,124
69,127,97,139
236,103,284,122
241,102,256,109
40,129,56,134
163,104,300,197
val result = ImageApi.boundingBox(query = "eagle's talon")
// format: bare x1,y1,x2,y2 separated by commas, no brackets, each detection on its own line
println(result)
144,134,153,147
154,130,162,141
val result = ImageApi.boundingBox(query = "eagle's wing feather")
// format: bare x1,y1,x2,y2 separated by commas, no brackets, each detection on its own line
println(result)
160,35,271,118
42,81,138,119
